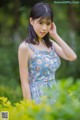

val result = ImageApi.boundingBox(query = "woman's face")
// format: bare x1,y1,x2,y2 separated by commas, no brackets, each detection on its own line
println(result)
30,17,52,39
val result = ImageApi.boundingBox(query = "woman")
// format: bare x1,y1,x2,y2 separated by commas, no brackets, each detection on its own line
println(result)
18,2,77,104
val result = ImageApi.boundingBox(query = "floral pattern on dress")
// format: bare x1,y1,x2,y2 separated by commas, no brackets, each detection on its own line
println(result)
28,43,61,104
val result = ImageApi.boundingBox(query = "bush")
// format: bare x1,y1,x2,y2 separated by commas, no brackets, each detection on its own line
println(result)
0,85,22,103
0,78,80,120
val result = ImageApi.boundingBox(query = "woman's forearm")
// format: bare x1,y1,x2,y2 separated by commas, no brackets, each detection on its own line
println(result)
21,81,31,100
52,33,77,60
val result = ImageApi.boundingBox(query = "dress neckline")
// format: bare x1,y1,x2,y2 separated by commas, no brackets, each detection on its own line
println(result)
29,44,52,53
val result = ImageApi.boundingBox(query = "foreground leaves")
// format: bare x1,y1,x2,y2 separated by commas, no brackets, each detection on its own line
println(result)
0,78,80,120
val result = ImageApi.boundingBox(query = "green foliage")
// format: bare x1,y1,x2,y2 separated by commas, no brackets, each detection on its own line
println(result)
0,85,22,104
0,78,80,120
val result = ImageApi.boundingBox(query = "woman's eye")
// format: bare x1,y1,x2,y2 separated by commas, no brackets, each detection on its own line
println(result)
47,23,51,25
39,22,43,24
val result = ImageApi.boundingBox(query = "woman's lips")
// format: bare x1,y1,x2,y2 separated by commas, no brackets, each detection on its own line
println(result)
40,32,46,35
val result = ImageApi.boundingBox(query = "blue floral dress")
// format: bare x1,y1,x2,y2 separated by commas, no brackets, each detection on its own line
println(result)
28,43,61,104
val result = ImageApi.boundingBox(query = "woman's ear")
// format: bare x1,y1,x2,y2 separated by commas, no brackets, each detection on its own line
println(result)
30,17,33,26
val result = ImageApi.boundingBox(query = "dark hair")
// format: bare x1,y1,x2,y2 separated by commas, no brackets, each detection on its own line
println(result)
25,2,53,48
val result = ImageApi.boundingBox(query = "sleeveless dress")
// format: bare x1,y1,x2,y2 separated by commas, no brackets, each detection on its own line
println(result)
28,43,61,104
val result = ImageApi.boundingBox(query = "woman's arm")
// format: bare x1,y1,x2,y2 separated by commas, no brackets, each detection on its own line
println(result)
18,42,31,100
49,22,77,61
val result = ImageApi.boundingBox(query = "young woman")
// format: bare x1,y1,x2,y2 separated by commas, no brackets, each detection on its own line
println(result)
18,2,77,104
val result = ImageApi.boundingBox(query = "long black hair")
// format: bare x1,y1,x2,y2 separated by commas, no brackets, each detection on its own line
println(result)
25,2,53,48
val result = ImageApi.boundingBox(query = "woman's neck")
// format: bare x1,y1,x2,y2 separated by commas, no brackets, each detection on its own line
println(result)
39,39,45,45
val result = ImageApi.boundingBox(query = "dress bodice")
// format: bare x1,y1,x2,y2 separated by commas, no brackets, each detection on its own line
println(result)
28,43,61,83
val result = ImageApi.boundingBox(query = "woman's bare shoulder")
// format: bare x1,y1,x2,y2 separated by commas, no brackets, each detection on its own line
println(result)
19,42,28,51
18,41,30,60
18,42,30,60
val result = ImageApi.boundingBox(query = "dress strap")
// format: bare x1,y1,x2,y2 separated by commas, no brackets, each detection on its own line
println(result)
28,44,38,54
51,42,55,51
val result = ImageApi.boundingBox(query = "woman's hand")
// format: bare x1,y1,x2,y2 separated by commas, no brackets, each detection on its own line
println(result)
49,22,57,38
49,22,77,61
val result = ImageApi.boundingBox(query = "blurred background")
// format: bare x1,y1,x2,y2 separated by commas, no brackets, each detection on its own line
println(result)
0,0,80,103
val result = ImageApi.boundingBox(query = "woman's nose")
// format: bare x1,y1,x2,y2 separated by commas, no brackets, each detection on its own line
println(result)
42,24,47,30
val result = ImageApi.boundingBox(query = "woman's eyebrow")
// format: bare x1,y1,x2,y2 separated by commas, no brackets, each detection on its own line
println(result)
38,19,51,23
